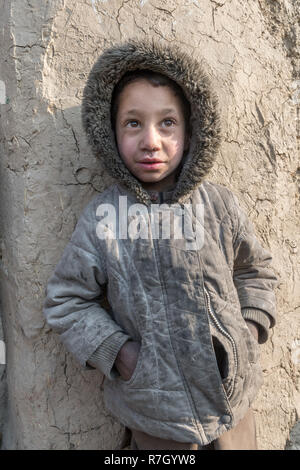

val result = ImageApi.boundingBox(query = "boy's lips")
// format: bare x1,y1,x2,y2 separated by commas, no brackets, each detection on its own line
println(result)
137,159,165,169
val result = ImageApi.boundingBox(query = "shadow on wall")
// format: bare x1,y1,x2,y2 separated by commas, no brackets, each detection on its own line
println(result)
285,421,300,450
45,103,115,198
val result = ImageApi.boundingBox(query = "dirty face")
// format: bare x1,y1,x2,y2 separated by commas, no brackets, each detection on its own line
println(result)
115,79,189,192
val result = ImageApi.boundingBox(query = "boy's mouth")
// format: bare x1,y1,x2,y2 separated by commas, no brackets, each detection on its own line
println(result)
140,157,164,163
138,158,165,169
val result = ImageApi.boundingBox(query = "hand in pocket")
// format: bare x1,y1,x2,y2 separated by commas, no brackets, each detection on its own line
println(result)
114,340,141,381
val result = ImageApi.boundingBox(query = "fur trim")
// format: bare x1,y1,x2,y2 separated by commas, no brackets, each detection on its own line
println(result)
81,38,222,205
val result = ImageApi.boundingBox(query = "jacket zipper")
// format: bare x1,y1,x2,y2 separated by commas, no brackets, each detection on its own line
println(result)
151,235,206,442
203,286,238,399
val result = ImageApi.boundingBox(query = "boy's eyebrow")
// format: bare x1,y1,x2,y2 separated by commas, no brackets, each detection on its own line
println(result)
123,107,179,116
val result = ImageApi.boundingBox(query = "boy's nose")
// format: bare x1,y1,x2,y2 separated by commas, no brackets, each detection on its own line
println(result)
141,125,160,151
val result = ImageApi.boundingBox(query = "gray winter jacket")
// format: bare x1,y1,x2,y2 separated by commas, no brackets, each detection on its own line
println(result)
43,40,278,446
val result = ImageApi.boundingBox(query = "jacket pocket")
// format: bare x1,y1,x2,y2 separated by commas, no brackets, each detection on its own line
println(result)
118,339,144,388
204,286,238,400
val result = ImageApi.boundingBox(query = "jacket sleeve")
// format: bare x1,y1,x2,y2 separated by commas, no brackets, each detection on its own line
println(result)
229,192,278,344
43,196,131,379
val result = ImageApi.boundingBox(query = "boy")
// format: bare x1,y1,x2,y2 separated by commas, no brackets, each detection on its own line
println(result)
43,39,277,450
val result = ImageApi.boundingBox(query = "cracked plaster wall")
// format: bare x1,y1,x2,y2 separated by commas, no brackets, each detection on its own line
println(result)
0,0,299,449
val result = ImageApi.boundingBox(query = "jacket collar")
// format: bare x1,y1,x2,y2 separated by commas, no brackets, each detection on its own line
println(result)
117,183,176,205
147,186,176,204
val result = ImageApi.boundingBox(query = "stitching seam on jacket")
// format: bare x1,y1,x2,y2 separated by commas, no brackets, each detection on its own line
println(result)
219,187,239,247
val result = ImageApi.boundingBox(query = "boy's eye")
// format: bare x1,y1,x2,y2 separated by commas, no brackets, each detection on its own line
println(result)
162,119,175,127
126,120,139,128
124,118,176,129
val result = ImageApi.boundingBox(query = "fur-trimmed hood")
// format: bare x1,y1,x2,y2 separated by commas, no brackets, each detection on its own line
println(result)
81,39,222,205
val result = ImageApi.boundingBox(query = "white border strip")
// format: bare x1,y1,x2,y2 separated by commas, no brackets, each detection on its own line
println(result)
0,80,6,104
0,340,5,364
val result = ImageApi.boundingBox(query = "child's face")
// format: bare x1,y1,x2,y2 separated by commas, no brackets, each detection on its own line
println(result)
115,79,188,192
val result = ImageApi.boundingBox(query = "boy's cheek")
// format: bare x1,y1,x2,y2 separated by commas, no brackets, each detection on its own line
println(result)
117,136,135,162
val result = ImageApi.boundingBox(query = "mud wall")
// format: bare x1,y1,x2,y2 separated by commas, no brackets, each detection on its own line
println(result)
0,0,299,449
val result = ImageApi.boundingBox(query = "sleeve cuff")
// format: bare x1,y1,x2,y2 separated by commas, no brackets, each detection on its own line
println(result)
87,331,131,380
241,307,272,344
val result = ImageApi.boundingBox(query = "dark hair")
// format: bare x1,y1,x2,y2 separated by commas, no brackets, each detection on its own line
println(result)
110,69,191,133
